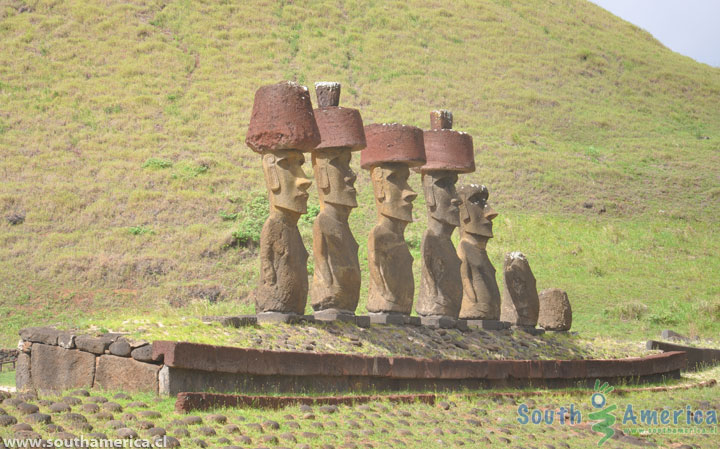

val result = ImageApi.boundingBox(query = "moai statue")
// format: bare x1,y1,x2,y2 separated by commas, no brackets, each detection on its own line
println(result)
501,251,542,334
310,82,366,322
456,184,509,330
415,110,476,328
245,81,320,321
361,123,426,325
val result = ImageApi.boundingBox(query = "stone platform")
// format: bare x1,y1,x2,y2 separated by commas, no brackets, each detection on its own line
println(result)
16,327,687,397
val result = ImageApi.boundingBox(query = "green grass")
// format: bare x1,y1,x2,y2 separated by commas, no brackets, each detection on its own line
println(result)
0,0,719,347
0,370,14,387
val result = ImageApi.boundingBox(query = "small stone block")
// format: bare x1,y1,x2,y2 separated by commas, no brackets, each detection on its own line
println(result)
419,316,457,329
256,313,315,324
512,325,545,336
354,316,371,328
221,316,257,328
313,310,356,323
465,320,511,331
454,320,469,331
368,313,407,325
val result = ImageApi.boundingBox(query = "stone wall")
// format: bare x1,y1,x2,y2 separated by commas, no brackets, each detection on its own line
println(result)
16,327,163,394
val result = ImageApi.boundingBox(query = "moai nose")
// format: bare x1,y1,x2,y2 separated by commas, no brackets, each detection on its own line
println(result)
297,176,312,192
403,190,418,203
346,170,357,185
485,205,498,221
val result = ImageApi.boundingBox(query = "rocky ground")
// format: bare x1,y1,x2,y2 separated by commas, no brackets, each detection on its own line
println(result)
1,379,718,449
99,319,653,361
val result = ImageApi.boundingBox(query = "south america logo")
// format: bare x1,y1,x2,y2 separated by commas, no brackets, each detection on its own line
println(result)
588,379,617,445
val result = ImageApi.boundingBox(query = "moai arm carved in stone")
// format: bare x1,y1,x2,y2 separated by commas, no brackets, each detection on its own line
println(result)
361,124,426,316
310,82,366,315
457,184,502,321
416,110,475,320
245,81,320,316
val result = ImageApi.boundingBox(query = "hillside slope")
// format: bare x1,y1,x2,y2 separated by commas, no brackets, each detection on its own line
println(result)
0,0,718,345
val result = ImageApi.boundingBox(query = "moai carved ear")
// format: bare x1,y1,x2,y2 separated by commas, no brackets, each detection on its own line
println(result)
263,153,280,192
318,161,330,190
423,174,436,208
371,166,385,201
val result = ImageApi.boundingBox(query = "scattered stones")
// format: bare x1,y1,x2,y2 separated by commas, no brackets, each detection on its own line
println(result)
138,410,161,419
130,344,154,363
182,416,202,425
25,413,51,424
102,402,123,413
49,402,71,413
262,419,280,430
16,403,39,415
196,426,216,436
207,413,227,423
81,404,100,414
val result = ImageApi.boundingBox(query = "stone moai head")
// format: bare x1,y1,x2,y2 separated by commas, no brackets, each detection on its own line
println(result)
361,123,425,223
311,82,366,209
245,81,320,217
262,150,313,215
420,110,475,228
458,184,498,238
370,163,418,223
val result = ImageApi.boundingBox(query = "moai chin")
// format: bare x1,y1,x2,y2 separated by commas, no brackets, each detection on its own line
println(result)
361,123,426,315
245,81,320,315
416,110,475,319
457,184,502,320
310,82,366,316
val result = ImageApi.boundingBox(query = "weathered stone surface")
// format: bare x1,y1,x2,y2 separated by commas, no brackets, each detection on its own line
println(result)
222,316,257,328
661,329,691,342
313,108,366,151
256,313,315,324
457,184,501,320
109,339,132,357
130,344,155,363
245,81,320,153
537,288,572,331
361,124,426,169
57,333,76,349
421,110,474,174
312,310,356,323
75,336,111,355
500,252,539,326
253,149,311,315
95,355,160,393
30,344,95,391
367,313,420,326
15,352,31,391
315,82,341,108
19,327,58,346
465,320,511,330
419,316,457,329
647,340,720,370
366,164,418,314
416,171,462,318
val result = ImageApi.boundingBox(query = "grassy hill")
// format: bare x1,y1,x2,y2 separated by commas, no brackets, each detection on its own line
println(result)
0,0,718,347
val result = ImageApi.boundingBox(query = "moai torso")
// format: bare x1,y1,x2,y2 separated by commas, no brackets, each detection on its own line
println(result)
367,223,415,314
310,211,361,312
457,238,501,320
256,213,309,315
417,230,462,317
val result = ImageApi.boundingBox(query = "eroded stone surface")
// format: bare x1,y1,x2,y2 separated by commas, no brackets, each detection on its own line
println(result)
95,355,160,393
30,344,95,392
500,252,540,326
538,288,572,331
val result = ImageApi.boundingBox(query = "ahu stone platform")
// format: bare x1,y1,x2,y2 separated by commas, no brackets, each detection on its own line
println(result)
16,327,687,396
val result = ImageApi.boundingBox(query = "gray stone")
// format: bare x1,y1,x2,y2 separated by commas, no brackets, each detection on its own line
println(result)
313,310,356,323
538,288,572,331
30,344,95,392
95,355,160,393
222,316,257,327
354,316,371,328
15,352,31,391
661,330,691,342
368,313,420,325
130,344,154,363
500,252,539,326
256,312,315,324
512,325,545,336
419,315,457,329
57,333,76,349
117,428,138,439
19,327,59,346
75,336,112,355
109,339,132,357
465,320,511,330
